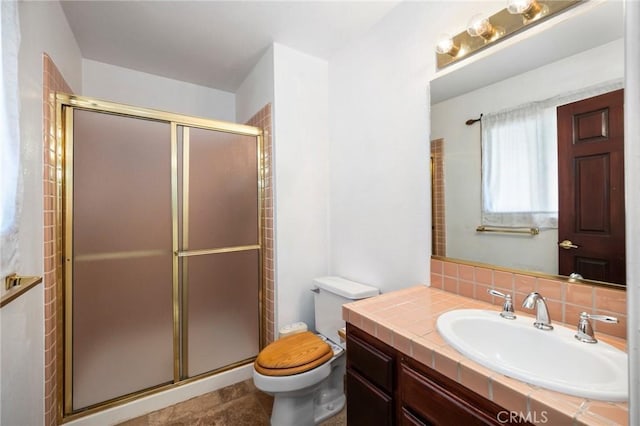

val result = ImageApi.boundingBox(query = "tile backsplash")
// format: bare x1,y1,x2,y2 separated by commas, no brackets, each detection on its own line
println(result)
430,258,627,340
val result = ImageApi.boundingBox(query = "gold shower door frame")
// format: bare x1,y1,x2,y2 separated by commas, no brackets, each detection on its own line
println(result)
57,94,265,419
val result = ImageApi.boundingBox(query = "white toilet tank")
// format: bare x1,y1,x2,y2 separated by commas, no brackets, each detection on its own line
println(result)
313,276,379,345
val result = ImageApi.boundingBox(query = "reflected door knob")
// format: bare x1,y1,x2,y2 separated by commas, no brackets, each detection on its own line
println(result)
559,240,579,250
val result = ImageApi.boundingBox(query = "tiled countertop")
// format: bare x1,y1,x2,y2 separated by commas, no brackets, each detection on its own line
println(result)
342,285,628,426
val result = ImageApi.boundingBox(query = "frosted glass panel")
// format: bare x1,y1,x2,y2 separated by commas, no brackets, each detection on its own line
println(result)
72,257,173,409
187,250,260,377
73,110,171,254
188,128,258,250
72,110,173,409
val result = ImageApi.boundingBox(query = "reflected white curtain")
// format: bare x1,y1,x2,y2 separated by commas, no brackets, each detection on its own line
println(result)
481,79,623,229
0,0,21,280
481,103,557,228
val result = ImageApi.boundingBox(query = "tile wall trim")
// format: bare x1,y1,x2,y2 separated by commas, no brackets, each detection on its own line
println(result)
43,53,73,426
245,104,275,346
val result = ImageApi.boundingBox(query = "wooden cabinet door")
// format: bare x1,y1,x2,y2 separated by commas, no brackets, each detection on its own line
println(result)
398,358,528,426
347,369,394,426
347,330,394,394
399,407,431,426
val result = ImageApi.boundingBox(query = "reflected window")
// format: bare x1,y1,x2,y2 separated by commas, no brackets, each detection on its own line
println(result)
481,103,558,228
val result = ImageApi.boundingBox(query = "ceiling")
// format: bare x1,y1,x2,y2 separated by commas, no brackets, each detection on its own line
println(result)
60,1,400,93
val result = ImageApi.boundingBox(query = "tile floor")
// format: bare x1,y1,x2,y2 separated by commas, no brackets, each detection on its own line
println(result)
117,379,346,426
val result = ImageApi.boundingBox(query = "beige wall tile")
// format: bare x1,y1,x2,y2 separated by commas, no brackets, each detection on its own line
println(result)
443,261,458,278
458,280,474,299
443,276,458,294
514,274,537,294
536,278,564,301
474,267,493,285
392,329,413,355
578,401,629,426
432,346,459,382
458,264,474,281
566,283,595,308
430,258,443,274
490,375,530,415
410,337,433,368
493,270,514,292
430,272,444,289
458,359,492,399
594,287,626,315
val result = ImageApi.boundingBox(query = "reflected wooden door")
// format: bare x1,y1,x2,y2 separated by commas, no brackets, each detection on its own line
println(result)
557,89,625,284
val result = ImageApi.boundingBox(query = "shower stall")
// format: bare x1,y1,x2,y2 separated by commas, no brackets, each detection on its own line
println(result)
57,94,264,415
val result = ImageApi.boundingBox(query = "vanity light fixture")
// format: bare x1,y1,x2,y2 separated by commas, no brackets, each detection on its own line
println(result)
435,0,581,70
507,0,545,21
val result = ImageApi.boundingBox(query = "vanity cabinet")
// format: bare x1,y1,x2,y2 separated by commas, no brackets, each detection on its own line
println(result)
399,356,511,426
346,324,396,426
346,323,532,426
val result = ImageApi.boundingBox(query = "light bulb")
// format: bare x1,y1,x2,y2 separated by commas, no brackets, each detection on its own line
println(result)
435,34,460,57
507,0,543,20
466,14,495,40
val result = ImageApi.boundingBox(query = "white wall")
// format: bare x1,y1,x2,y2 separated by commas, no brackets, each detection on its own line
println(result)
17,0,82,276
431,39,624,274
236,47,274,124
82,59,236,121
624,1,640,422
272,43,329,331
1,2,82,426
328,1,466,293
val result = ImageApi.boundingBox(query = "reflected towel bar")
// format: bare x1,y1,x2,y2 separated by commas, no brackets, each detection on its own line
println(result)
476,225,540,235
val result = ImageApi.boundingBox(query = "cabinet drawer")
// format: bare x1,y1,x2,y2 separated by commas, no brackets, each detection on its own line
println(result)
346,369,394,426
347,327,394,394
400,361,504,426
400,407,431,426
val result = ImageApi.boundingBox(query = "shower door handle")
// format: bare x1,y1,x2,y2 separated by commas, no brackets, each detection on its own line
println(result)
175,245,260,258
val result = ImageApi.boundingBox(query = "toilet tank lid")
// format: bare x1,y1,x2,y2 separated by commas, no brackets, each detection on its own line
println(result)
313,276,379,300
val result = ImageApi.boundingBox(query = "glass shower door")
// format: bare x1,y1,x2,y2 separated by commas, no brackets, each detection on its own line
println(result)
70,110,174,410
179,126,261,377
63,96,263,416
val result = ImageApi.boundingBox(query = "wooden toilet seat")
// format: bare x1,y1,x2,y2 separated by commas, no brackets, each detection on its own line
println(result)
254,331,333,376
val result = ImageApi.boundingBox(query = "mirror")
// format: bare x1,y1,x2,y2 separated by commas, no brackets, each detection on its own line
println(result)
429,1,625,287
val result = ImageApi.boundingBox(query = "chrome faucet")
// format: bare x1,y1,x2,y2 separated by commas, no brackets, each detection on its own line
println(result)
487,289,516,319
575,312,619,343
521,292,553,330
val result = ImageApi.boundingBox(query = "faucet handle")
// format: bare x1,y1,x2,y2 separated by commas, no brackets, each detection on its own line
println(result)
575,312,619,343
487,289,516,319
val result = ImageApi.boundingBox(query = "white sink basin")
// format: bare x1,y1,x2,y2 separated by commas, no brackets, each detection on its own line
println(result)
436,309,627,401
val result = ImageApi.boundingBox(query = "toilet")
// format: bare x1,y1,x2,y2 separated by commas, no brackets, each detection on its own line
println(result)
253,276,379,426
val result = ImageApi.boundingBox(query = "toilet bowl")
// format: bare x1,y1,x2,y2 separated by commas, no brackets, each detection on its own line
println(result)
253,276,379,426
